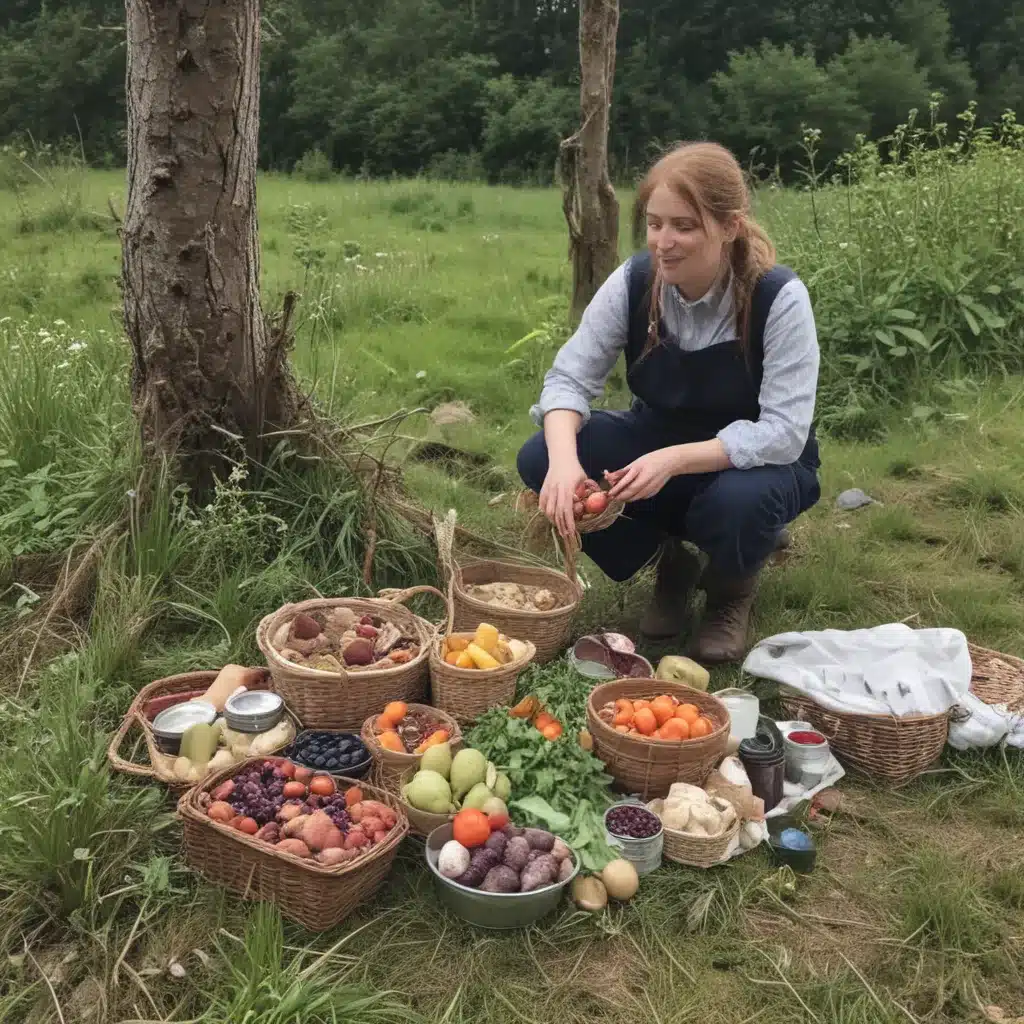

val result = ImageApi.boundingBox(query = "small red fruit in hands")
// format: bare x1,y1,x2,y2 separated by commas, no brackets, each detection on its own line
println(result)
583,491,609,515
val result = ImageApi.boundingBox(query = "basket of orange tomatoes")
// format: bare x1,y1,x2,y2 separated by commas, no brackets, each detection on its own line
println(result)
360,701,463,794
586,680,730,800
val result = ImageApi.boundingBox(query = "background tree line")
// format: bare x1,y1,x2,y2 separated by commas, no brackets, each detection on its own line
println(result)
2,0,1022,182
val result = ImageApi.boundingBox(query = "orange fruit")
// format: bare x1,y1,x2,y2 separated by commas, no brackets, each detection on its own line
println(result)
650,696,676,726
379,701,408,727
615,725,630,733
613,709,634,727
445,651,460,665
658,717,690,740
378,730,405,752
675,703,701,724
452,808,491,849
690,716,713,738
633,699,651,710
614,698,634,714
533,712,555,731
542,722,563,741
633,707,657,735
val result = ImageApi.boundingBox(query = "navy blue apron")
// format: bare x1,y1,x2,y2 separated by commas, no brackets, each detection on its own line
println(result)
623,250,819,468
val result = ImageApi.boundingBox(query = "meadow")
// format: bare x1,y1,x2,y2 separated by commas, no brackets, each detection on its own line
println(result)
1,112,1024,1023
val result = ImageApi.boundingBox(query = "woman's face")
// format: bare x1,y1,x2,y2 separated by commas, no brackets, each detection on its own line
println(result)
645,183,736,297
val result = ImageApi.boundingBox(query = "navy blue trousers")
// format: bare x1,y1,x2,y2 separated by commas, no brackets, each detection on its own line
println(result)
517,407,821,583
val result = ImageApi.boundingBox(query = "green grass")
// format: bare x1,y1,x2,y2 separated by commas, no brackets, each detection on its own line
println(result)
2,139,1024,1023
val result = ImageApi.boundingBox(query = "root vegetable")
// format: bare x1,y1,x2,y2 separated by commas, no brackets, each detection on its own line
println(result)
344,828,370,850
572,875,608,911
484,831,508,858
520,853,558,892
523,828,555,852
600,859,639,901
318,848,359,866
291,613,322,640
211,779,235,801
255,823,280,843
278,801,304,822
207,801,234,823
360,816,384,836
342,638,375,667
275,839,311,858
503,837,531,872
551,838,572,862
481,865,521,893
455,848,500,888
557,858,574,883
283,814,311,838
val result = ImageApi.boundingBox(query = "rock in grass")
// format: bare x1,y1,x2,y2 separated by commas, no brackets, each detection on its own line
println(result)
836,488,876,511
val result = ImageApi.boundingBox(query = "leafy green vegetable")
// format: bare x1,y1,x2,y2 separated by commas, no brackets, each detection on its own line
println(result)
467,666,619,870
510,795,570,832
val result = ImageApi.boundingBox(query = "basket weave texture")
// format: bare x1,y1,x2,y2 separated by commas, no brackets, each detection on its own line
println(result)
586,679,730,800
177,756,407,932
661,818,740,869
107,669,296,791
777,641,1024,786
360,704,463,793
437,510,581,665
429,632,536,724
256,587,445,731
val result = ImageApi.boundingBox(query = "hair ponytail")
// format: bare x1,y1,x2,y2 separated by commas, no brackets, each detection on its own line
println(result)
728,216,775,352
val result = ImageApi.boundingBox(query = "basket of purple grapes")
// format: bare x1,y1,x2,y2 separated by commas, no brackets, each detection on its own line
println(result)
178,755,408,931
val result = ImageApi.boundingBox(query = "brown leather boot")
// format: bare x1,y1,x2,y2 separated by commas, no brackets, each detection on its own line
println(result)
691,573,759,665
639,540,703,640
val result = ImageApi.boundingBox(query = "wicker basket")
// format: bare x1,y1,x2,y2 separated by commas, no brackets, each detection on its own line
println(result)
396,764,455,838
586,680,730,799
779,641,1024,786
360,704,463,793
436,510,581,665
661,818,740,869
177,756,408,932
107,670,298,791
777,690,948,786
967,643,1024,713
256,586,446,731
429,632,536,724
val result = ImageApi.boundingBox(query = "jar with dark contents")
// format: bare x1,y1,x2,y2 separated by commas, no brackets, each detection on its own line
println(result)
604,801,664,875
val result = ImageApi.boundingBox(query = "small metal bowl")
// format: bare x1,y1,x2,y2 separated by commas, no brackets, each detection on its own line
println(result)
766,817,817,874
224,690,285,733
151,700,217,753
424,823,579,929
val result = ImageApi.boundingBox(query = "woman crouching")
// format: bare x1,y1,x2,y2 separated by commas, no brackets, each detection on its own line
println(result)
517,141,821,665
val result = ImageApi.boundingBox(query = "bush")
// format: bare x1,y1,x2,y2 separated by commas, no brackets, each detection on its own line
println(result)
765,103,1024,430
292,147,333,182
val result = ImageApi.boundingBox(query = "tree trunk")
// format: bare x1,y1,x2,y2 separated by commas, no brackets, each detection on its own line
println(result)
122,0,301,491
559,0,620,323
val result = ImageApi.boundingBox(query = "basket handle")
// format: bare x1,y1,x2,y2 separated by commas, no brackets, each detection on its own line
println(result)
107,712,157,779
815,712,841,741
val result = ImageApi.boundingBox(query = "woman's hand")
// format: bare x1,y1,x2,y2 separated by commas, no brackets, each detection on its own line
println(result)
540,460,595,538
605,449,680,502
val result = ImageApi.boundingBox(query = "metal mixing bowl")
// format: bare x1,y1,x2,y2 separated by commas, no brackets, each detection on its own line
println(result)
424,823,579,929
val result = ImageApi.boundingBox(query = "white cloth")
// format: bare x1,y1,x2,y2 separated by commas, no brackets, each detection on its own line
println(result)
742,624,972,717
948,692,1024,750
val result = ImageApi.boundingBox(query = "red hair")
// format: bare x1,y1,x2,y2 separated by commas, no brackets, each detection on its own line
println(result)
633,142,775,354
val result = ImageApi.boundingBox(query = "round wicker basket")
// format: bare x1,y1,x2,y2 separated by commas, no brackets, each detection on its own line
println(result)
177,756,408,932
429,632,536,724
661,818,740,869
435,510,582,665
360,704,463,794
255,587,445,731
586,680,730,799
778,641,1024,786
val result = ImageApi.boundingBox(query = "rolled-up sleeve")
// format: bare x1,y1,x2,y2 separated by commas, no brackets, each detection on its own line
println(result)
717,279,819,469
529,263,630,428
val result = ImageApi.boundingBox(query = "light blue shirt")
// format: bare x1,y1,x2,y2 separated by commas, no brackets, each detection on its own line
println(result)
530,260,820,469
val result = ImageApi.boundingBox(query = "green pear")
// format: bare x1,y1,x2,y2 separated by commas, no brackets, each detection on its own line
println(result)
462,782,494,810
419,741,452,780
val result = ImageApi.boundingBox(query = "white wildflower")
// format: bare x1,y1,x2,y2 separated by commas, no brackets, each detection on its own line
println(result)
68,341,87,353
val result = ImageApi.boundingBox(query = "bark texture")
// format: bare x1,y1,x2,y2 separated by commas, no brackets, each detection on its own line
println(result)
122,0,300,490
559,0,620,322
